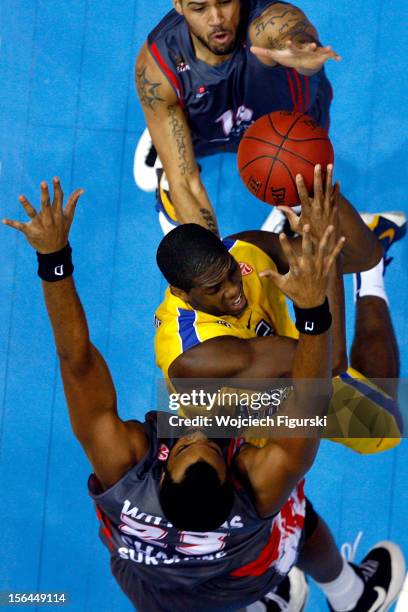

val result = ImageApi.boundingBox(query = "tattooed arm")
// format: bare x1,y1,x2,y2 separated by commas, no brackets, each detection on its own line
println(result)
135,43,219,235
248,3,340,76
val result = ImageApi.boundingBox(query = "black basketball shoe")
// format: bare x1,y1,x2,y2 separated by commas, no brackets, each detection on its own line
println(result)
328,541,405,612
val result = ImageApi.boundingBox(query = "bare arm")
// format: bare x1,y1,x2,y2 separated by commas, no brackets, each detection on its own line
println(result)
236,226,344,517
248,2,340,76
135,43,219,234
238,325,332,516
326,251,348,375
3,180,148,490
169,334,297,381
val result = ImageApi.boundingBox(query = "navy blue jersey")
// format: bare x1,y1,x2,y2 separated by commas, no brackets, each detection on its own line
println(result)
147,0,333,158
89,411,306,611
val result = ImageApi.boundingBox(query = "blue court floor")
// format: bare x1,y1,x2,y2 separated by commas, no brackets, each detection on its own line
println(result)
1,1,407,610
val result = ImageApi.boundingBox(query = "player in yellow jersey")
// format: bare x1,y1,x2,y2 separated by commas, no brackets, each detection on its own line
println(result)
154,166,404,454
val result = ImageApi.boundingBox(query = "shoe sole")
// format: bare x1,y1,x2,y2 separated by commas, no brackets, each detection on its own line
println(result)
372,541,406,611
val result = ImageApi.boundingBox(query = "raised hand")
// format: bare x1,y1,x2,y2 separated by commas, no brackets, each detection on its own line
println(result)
279,164,340,244
260,224,345,308
2,178,84,254
251,41,340,73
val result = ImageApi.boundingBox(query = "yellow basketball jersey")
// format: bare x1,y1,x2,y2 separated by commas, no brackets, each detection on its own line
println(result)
154,238,400,454
155,238,297,377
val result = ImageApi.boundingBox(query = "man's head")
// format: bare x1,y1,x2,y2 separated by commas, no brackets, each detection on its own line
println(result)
174,0,242,58
159,430,234,531
156,224,247,316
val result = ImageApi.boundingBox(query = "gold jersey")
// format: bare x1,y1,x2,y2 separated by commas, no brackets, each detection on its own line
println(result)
154,238,400,454
155,238,297,377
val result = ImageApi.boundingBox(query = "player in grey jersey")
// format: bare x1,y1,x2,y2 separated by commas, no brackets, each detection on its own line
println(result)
3,176,405,611
134,0,340,235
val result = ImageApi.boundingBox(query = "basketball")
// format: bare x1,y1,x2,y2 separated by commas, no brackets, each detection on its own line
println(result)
237,111,334,207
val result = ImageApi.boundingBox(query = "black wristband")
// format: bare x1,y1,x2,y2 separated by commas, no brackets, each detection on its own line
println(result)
36,243,74,282
293,298,332,335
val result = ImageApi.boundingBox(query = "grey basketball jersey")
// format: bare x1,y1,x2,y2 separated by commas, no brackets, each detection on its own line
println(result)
147,0,333,158
88,412,306,609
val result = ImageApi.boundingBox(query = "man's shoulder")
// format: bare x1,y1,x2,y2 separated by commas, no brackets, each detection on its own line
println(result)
224,233,276,267
148,9,185,45
247,0,292,24
155,289,192,326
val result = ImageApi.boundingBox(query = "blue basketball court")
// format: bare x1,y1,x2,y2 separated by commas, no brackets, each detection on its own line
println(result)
1,1,407,610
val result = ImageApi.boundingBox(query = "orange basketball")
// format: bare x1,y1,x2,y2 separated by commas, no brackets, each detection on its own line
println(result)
237,111,334,207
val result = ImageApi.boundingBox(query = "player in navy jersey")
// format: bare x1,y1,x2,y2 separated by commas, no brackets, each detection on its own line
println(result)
134,0,341,234
3,178,405,611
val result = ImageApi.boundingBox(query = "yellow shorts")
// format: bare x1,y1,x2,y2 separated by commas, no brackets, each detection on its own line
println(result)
325,367,401,454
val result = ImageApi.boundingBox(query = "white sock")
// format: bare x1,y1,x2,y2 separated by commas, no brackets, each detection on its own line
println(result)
353,258,389,305
316,559,364,611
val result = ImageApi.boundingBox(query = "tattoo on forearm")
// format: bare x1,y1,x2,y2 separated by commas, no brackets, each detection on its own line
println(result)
282,19,316,46
254,9,317,47
136,66,165,110
200,208,219,235
167,105,194,176
254,9,298,37
266,36,286,51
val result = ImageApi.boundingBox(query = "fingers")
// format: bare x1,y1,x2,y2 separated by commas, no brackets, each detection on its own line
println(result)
64,188,84,218
259,268,277,279
278,206,300,233
259,266,284,291
318,225,335,259
40,181,51,210
320,46,341,61
286,40,340,60
52,177,64,211
286,39,317,52
279,233,299,276
18,195,37,219
2,218,26,233
324,236,346,274
296,173,311,211
323,163,334,214
250,46,274,59
313,164,323,204
301,224,313,257
331,236,346,260
325,163,333,195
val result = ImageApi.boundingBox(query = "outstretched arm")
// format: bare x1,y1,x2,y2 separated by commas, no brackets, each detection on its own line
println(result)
248,2,340,76
236,226,345,517
3,179,148,490
135,43,219,234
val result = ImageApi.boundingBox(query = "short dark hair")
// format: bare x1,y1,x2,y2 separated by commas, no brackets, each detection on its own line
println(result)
156,224,230,291
159,460,234,531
